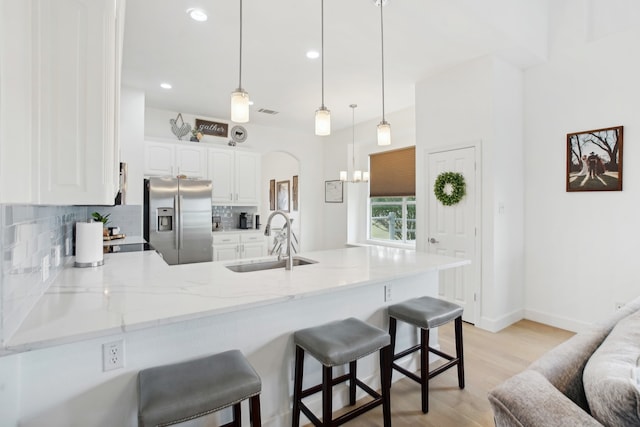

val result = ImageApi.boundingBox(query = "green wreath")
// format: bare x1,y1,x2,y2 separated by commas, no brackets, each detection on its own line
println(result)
434,172,466,206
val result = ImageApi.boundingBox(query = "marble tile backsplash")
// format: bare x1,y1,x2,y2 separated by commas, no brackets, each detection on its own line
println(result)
0,205,86,344
212,206,258,230
85,204,142,236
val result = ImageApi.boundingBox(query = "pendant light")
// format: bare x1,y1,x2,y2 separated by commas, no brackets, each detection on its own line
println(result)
377,0,391,146
340,104,369,183
231,0,249,123
315,0,331,136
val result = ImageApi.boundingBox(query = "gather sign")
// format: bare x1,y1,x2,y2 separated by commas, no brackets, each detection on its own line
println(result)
195,118,228,138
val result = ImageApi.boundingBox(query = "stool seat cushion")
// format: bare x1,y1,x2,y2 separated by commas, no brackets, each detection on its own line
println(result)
294,317,390,366
138,349,261,427
389,296,463,329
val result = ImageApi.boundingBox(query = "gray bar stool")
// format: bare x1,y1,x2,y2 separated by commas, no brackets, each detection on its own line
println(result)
292,317,392,427
137,349,262,427
388,296,464,413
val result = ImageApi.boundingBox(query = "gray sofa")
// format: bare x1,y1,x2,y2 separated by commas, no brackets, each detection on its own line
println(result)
488,296,640,427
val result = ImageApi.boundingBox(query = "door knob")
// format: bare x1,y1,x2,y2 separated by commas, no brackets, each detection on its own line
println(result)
429,237,439,244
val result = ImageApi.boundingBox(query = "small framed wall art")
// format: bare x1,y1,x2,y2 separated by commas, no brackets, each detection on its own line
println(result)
269,179,276,210
277,180,290,212
566,125,623,192
325,180,343,203
292,175,299,211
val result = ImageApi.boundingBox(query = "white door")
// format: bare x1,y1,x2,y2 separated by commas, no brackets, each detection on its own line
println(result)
427,146,479,324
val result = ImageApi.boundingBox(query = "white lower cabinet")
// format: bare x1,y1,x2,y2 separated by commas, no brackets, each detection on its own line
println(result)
212,232,268,261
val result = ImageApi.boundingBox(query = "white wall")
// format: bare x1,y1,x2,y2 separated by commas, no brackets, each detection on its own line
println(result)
523,0,640,331
321,107,416,249
415,55,525,331
261,152,300,247
144,107,324,252
119,87,145,207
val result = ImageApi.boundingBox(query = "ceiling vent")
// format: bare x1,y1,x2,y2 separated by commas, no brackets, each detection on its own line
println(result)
257,108,279,115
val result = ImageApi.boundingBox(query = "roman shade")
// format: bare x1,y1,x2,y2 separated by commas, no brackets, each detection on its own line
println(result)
369,146,415,197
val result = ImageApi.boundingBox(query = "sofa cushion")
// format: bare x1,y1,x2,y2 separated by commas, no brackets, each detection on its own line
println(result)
583,310,640,426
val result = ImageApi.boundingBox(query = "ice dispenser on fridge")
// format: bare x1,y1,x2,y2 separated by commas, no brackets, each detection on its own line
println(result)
157,208,174,231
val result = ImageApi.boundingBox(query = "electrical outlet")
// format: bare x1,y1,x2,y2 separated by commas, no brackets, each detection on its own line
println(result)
384,284,392,302
41,255,50,282
102,340,124,371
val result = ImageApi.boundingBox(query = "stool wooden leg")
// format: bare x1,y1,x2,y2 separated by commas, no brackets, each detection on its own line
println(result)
250,394,262,426
232,403,241,427
349,360,357,405
292,346,304,427
420,327,430,413
455,316,465,389
389,317,397,356
380,345,392,427
322,365,333,426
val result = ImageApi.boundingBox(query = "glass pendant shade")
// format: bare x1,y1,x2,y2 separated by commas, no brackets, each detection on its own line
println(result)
377,121,391,146
231,89,250,123
353,170,362,182
363,171,370,182
340,170,347,181
315,107,331,136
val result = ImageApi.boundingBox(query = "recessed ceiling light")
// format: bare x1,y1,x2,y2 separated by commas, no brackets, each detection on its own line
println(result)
306,50,320,59
160,83,172,89
187,8,208,22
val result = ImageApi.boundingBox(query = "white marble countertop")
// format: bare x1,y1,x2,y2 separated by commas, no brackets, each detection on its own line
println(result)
102,235,146,246
4,246,469,354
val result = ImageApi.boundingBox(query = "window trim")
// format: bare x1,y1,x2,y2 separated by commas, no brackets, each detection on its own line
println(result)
368,196,416,247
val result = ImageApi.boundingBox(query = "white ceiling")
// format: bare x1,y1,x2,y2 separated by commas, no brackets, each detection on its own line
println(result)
122,0,547,133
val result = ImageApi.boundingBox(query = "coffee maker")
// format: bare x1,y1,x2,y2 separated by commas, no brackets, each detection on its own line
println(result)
239,212,248,229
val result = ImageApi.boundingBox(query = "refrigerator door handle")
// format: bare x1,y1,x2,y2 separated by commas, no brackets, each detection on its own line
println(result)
174,194,180,249
179,195,185,249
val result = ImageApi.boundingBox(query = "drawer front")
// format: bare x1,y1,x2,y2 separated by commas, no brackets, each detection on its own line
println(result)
240,233,265,243
212,234,240,245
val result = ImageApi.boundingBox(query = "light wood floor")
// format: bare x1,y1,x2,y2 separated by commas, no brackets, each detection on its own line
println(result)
306,319,574,427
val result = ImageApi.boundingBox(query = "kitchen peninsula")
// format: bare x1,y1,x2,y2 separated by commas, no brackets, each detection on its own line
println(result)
1,246,468,426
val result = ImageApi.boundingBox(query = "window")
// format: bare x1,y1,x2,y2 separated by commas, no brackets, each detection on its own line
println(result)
369,147,416,245
370,197,416,243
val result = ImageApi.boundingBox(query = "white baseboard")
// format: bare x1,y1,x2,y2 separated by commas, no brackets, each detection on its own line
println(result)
523,308,590,333
478,308,524,332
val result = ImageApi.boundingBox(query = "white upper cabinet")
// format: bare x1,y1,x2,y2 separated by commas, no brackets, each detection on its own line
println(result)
36,0,125,205
208,148,234,203
208,148,260,205
144,141,208,178
0,0,125,204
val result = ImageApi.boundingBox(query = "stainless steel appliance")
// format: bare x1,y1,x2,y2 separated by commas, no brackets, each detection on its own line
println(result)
144,177,213,265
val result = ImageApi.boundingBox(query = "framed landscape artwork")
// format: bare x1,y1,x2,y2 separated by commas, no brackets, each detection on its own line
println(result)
566,125,623,192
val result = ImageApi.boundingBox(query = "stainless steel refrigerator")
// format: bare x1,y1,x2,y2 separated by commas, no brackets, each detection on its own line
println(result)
144,177,213,265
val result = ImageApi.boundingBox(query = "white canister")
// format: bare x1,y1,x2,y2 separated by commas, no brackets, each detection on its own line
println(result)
74,222,104,267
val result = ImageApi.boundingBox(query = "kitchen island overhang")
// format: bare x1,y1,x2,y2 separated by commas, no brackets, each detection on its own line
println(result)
5,245,470,353
1,246,470,427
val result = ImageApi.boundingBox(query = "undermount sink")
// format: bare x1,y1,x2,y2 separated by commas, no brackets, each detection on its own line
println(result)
225,257,318,273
